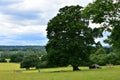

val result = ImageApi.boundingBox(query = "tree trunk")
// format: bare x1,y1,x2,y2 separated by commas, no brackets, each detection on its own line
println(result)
72,65,80,71
26,68,30,70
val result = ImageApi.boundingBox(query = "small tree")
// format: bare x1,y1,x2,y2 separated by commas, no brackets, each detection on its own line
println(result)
89,48,108,65
10,54,24,63
0,58,7,62
107,52,120,65
20,55,40,70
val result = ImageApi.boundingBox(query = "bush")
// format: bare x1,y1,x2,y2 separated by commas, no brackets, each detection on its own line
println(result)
106,52,120,65
0,58,7,62
41,54,47,62
40,61,49,68
20,55,41,70
89,54,108,65
10,54,24,63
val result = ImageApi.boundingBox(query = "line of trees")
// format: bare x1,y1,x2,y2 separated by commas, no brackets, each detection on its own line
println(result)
0,47,47,70
0,46,46,58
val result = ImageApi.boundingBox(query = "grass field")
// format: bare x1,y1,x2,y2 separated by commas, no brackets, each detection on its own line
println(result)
0,63,120,80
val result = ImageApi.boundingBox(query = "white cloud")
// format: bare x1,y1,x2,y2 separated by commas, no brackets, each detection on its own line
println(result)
0,12,47,36
0,0,93,37
0,13,12,22
95,38,109,46
0,0,94,45
95,31,110,46
10,0,90,11
0,12,47,46
0,23,47,38
10,25,47,36
0,21,47,45
9,0,93,23
89,20,100,28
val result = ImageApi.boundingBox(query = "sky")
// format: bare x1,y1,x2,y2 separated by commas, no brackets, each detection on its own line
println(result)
0,0,108,46
0,0,94,46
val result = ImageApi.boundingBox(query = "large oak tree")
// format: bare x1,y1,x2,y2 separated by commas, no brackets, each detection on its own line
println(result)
46,5,102,71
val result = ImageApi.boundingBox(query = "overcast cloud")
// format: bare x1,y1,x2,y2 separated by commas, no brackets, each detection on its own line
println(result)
0,0,99,46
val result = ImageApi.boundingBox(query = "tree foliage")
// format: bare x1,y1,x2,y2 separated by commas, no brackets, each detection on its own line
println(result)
46,5,102,70
90,47,120,65
90,48,108,65
20,55,40,70
95,48,106,54
106,52,120,64
84,0,120,50
0,58,7,62
10,54,24,63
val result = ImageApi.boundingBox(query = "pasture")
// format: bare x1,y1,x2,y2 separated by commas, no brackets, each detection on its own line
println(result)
0,63,120,80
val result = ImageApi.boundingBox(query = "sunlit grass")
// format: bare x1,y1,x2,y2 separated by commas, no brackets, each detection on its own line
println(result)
0,63,20,71
0,63,120,80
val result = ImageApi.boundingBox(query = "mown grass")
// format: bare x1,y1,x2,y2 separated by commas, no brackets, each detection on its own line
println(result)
0,63,120,80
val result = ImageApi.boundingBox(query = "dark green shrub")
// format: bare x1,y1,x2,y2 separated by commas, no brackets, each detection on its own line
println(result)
40,61,48,68
0,58,7,62
10,54,24,63
20,55,41,70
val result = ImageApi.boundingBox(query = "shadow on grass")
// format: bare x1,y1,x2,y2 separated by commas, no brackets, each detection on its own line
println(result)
6,67,104,73
46,68,102,73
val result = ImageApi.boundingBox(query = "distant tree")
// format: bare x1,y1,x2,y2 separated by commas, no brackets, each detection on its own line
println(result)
90,48,107,65
95,48,106,54
20,55,40,70
0,58,7,62
90,54,108,65
1,50,10,58
10,54,24,63
107,52,120,65
46,5,102,71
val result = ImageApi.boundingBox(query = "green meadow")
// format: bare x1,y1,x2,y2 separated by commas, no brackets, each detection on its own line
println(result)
0,63,120,80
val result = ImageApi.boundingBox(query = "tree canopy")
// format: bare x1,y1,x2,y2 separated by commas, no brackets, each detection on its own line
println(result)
90,48,108,65
84,0,120,50
46,5,102,71
20,55,40,70
10,54,23,63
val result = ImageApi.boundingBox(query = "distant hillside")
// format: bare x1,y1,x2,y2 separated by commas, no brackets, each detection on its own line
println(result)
0,46,45,51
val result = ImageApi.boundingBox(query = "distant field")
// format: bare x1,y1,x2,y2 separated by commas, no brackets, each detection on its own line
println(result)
0,63,120,80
